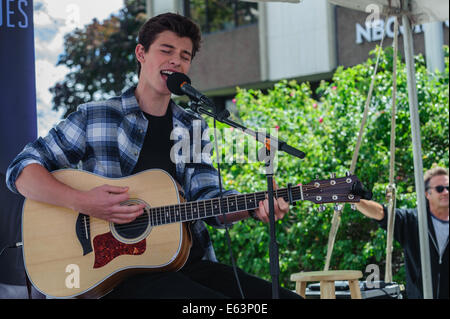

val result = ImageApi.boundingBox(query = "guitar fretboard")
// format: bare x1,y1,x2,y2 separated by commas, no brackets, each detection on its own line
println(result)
147,186,302,226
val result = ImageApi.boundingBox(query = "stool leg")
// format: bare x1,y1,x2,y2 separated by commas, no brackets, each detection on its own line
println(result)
320,281,336,299
295,281,307,298
349,280,362,299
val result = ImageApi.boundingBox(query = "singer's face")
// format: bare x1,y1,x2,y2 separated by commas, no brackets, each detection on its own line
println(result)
136,30,193,96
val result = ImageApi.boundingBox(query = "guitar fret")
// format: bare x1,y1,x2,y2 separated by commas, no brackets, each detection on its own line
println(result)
149,208,154,226
228,195,237,213
180,203,186,222
220,197,227,215
165,206,168,224
187,202,193,221
213,198,220,215
158,207,163,225
198,200,205,218
175,205,180,222
169,205,175,224
193,202,198,220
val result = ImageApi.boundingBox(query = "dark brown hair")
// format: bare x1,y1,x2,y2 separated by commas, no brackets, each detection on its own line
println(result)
136,12,201,76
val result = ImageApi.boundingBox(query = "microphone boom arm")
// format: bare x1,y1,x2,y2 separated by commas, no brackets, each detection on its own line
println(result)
189,100,306,160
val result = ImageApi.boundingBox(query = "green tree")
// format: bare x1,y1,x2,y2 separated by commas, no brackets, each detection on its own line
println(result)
208,46,449,292
50,0,146,118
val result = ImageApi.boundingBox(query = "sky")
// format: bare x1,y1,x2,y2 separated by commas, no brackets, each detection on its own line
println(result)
33,0,125,137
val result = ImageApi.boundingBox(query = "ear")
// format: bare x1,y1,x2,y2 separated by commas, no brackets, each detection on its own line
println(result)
425,189,431,201
135,44,145,63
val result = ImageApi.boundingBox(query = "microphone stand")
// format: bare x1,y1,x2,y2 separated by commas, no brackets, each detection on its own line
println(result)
188,100,305,299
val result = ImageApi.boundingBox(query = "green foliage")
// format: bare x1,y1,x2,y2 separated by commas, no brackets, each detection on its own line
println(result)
208,46,449,290
50,0,146,118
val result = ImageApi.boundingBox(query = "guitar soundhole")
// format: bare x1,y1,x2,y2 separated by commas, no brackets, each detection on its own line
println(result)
110,199,152,244
115,212,149,238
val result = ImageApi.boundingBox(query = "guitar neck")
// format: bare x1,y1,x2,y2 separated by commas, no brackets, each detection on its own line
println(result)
147,186,301,226
145,174,360,227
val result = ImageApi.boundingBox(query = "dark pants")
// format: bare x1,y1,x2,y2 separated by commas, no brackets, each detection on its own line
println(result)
103,260,302,299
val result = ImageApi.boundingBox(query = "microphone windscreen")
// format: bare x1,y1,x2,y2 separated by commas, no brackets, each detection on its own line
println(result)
166,72,191,96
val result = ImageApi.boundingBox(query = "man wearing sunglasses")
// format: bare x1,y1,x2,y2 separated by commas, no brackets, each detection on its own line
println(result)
355,166,449,299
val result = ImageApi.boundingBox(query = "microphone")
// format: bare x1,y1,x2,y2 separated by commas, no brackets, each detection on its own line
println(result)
166,72,213,106
166,72,230,120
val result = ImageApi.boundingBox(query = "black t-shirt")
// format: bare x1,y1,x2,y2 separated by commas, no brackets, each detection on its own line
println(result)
132,106,176,178
131,105,203,265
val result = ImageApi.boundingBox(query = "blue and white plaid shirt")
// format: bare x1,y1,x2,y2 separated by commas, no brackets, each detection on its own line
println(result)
6,86,238,262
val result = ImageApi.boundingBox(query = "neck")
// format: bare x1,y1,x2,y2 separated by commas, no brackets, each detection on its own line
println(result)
135,81,171,116
430,205,449,221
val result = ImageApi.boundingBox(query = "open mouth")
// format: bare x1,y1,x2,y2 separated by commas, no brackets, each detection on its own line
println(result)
160,70,175,81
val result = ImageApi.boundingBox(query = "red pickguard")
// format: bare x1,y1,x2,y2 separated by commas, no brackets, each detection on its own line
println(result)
92,232,146,268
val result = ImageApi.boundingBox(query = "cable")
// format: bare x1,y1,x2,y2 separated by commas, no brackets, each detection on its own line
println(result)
0,242,23,257
213,118,245,299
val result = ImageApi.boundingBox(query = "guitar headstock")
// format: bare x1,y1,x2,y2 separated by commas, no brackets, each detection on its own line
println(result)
300,174,372,205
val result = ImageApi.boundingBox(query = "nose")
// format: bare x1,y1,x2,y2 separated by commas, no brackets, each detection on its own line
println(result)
169,55,182,67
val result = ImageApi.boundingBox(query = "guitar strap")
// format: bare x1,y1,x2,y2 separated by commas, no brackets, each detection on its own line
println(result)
25,270,32,299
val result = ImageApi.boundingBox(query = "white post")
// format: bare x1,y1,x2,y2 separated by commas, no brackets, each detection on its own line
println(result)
146,0,153,18
423,22,445,73
402,13,433,299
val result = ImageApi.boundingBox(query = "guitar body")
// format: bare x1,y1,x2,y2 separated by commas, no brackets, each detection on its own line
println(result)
22,169,191,299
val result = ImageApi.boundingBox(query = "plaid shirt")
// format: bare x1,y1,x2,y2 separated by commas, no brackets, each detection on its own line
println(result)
6,86,238,262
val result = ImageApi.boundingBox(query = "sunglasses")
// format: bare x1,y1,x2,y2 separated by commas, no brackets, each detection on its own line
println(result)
428,185,449,193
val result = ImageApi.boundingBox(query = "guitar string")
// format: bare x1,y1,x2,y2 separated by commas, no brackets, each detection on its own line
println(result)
78,179,358,236
78,190,288,235
78,180,357,235
78,180,358,235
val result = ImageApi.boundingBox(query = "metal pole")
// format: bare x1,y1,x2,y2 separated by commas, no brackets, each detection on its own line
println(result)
424,21,445,73
145,0,153,17
401,13,433,299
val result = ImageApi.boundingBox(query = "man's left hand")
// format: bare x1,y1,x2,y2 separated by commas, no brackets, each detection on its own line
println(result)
252,181,290,223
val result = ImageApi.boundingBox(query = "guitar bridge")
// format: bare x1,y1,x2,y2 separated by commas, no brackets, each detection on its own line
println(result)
76,213,92,256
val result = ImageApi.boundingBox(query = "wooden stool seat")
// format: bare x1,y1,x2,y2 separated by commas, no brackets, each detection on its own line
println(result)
290,270,363,299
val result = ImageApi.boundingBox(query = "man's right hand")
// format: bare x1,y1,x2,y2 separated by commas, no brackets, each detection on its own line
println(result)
16,164,145,225
75,184,146,224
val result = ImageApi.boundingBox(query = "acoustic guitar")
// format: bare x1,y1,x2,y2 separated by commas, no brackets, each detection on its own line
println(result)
21,169,364,298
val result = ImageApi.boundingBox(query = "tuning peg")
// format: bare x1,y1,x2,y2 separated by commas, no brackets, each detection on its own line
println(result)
330,172,336,179
318,204,326,212
346,171,350,177
350,204,357,210
334,203,343,211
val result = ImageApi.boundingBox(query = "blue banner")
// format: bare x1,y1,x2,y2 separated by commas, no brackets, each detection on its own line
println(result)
0,0,37,175
0,0,37,288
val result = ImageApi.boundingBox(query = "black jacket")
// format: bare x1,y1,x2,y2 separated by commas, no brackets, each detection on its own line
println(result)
378,204,449,299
